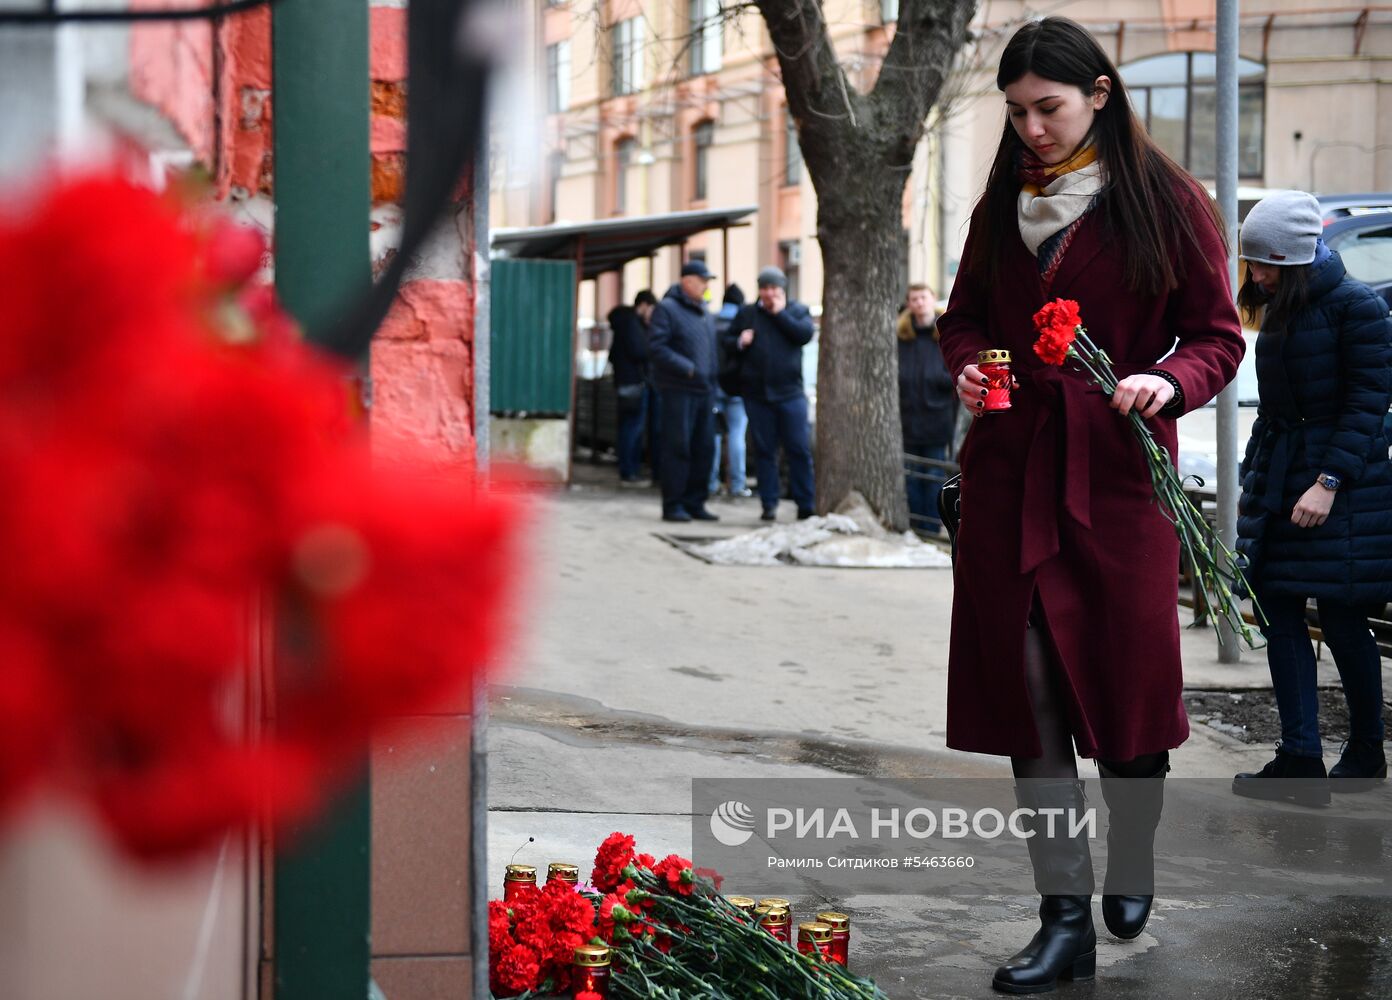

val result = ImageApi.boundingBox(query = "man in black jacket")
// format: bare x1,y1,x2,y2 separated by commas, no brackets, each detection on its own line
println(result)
725,266,816,520
649,260,720,522
607,289,657,485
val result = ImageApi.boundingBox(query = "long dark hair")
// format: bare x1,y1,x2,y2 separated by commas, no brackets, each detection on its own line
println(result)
965,17,1226,296
1237,265,1309,332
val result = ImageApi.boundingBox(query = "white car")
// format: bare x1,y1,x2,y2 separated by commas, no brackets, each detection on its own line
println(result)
1174,330,1260,488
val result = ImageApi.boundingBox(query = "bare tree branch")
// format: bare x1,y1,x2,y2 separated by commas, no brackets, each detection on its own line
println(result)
868,0,977,151
754,0,862,140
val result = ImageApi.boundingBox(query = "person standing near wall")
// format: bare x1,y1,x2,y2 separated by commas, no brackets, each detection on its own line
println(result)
711,284,752,498
896,282,956,535
608,289,657,486
726,266,816,522
649,260,721,523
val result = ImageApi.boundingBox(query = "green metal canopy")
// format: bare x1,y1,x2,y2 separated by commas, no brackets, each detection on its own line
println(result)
491,206,757,281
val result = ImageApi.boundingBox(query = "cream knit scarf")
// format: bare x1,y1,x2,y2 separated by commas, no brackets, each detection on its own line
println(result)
1017,144,1105,257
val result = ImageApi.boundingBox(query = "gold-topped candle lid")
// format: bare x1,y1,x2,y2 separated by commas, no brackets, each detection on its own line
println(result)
978,349,1012,364
547,862,580,883
725,895,757,912
816,911,850,930
573,944,612,967
504,864,537,882
757,896,791,910
755,904,791,925
798,921,834,943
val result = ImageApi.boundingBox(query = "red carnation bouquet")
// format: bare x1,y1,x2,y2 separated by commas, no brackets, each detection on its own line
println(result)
490,832,888,999
0,173,522,859
1032,299,1262,646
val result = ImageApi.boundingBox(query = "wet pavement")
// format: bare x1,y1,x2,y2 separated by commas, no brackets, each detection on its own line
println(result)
488,475,1392,999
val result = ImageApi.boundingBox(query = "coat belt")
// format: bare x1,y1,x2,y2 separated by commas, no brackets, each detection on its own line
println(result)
1019,366,1094,575
1252,409,1336,517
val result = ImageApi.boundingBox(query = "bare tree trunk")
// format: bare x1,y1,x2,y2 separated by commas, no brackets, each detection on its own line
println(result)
755,0,976,530
815,182,909,529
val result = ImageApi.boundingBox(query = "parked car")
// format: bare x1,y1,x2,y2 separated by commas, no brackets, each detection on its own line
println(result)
1318,192,1392,225
1175,329,1260,488
1324,211,1392,309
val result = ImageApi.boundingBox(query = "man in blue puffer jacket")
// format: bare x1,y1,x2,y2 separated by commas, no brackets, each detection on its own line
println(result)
649,260,721,522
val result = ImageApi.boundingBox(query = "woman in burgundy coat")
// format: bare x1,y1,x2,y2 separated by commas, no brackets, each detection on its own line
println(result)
936,18,1244,995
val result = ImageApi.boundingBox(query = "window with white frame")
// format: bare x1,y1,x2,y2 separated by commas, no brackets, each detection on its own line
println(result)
689,0,723,76
610,18,645,97
1121,52,1265,179
546,41,571,113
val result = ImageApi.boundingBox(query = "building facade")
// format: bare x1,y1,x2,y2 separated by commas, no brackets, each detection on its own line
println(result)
497,0,1392,319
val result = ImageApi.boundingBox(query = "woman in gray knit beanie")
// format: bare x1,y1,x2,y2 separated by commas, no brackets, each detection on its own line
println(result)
1232,189,1392,805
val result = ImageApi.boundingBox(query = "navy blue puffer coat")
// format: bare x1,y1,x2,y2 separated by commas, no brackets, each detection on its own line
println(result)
1236,252,1392,604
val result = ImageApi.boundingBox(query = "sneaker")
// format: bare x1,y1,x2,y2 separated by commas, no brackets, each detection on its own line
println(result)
760,508,777,522
662,509,693,523
1232,745,1330,808
690,508,720,522
796,508,816,521
730,487,753,499
1329,738,1387,792
620,476,652,489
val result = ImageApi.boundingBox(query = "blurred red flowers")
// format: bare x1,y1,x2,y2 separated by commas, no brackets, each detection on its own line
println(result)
0,174,520,859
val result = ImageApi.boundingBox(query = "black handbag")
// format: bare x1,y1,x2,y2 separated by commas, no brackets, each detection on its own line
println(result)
938,473,961,561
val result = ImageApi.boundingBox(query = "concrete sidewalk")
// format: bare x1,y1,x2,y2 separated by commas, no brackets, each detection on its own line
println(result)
487,475,1392,999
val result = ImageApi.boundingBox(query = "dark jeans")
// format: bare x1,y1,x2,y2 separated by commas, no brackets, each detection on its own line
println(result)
659,389,715,516
1256,585,1386,758
616,385,648,480
905,441,950,533
746,394,814,513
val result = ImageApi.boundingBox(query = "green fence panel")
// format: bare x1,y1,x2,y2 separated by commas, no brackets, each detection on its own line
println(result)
490,258,574,416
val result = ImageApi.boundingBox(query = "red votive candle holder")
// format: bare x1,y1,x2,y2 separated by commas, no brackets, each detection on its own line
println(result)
572,944,611,997
503,864,536,901
816,911,851,967
755,904,791,943
797,921,834,959
978,349,1013,412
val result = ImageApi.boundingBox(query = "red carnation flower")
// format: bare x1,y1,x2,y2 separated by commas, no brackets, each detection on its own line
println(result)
694,865,724,890
653,854,696,896
493,943,542,994
1032,298,1082,366
576,992,603,1000
592,832,637,892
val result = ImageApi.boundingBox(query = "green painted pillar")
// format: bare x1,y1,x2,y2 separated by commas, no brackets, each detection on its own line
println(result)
271,1,371,998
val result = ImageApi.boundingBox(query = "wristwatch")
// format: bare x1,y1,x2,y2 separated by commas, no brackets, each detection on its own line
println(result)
1316,472,1342,491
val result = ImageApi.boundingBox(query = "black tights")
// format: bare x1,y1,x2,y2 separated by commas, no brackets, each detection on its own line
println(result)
1009,623,1168,781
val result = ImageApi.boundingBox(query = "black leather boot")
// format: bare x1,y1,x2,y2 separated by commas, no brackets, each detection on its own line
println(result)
1097,752,1168,940
993,780,1096,995
1232,745,1330,807
1330,738,1387,792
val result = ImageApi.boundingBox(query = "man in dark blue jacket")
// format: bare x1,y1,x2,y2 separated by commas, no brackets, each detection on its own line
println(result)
724,266,816,520
649,260,720,522
607,289,657,485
